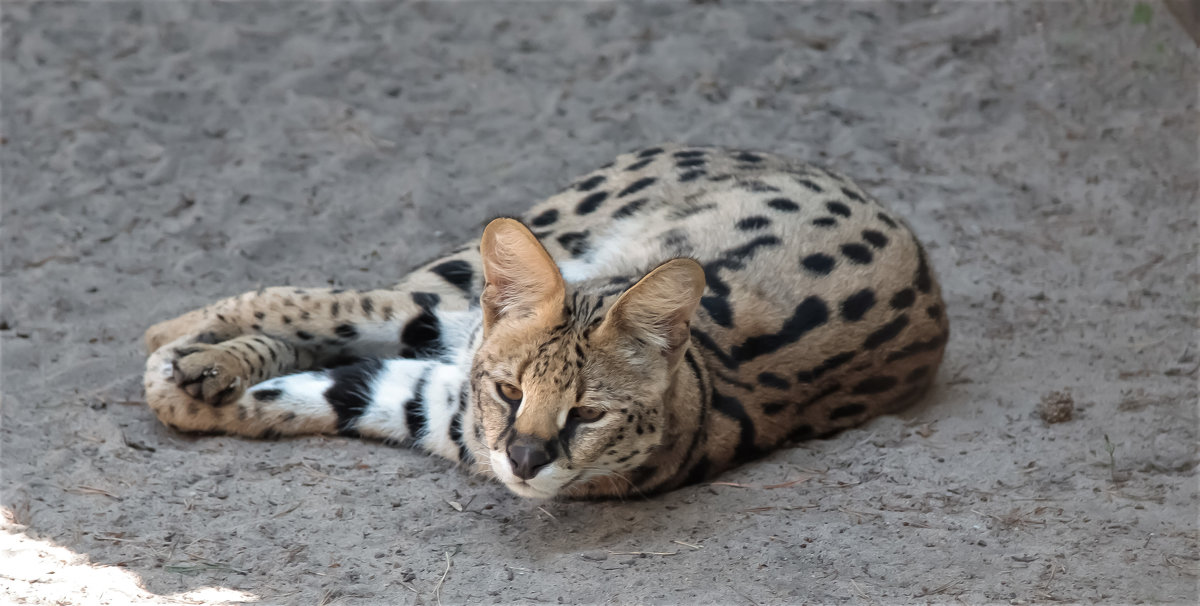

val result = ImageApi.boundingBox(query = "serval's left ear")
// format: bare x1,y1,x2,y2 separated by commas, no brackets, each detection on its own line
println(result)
479,218,566,334
600,258,705,366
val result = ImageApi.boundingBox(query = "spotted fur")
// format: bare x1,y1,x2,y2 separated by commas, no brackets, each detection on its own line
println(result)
142,144,948,499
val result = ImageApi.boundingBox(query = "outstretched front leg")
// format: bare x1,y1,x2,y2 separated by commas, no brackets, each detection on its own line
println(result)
142,250,483,427
148,348,480,465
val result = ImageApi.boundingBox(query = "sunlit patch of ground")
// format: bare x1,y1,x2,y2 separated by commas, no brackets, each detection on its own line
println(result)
1,516,257,606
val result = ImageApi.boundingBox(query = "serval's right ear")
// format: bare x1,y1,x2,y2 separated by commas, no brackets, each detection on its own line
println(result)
479,218,565,335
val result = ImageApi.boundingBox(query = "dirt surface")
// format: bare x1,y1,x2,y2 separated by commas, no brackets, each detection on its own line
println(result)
2,2,1197,604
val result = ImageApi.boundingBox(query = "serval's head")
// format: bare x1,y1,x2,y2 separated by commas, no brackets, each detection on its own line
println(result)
471,218,704,498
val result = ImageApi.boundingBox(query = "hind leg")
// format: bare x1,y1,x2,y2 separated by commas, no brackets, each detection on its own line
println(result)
143,248,483,357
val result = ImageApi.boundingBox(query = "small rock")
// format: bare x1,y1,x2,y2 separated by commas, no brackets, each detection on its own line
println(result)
579,551,608,562
1038,390,1074,424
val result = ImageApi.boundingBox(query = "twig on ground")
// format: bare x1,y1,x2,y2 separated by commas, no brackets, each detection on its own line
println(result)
763,476,815,489
913,579,965,598
434,551,452,606
62,485,122,500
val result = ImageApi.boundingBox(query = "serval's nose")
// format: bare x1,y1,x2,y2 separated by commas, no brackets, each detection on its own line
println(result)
506,437,555,480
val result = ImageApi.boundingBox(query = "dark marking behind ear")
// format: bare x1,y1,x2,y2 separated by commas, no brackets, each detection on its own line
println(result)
429,260,475,294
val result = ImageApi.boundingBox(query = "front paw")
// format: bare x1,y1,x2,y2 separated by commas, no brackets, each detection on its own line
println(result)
170,345,246,407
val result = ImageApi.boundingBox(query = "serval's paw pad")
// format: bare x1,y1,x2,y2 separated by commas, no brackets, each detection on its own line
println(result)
170,344,246,407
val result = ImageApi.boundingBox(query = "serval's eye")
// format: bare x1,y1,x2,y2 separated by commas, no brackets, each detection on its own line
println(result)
496,382,523,406
568,406,606,423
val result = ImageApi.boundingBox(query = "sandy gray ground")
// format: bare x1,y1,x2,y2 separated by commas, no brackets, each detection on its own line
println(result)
2,1,1197,604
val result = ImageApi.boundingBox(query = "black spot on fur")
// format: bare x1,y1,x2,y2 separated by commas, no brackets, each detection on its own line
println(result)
798,383,841,412
852,376,898,394
674,150,705,159
841,243,873,264
699,235,783,327
682,456,711,487
679,169,705,182
767,198,799,212
735,151,764,163
401,293,442,358
624,158,654,171
795,351,855,383
762,401,789,415
325,358,385,435
613,198,648,219
862,230,888,248
926,304,942,320
403,369,431,438
796,178,823,193
360,297,374,315
618,177,657,198
830,403,867,420
877,212,898,229
812,217,838,227
675,351,711,478
736,216,771,231
660,229,691,254
576,175,606,191
739,180,780,193
676,158,706,168
840,289,876,321
531,209,559,227
826,201,851,217
915,245,933,293
786,424,815,442
253,311,264,320
690,327,740,369
883,385,925,412
757,372,790,390
296,330,313,340
429,259,475,294
575,191,608,215
863,315,910,350
727,236,781,262
253,389,282,402
672,202,718,219
637,147,664,158
885,334,945,362
700,296,733,327
411,291,440,310
841,187,866,203
732,296,828,361
335,323,358,340
801,253,836,275
712,389,765,462
890,288,916,310
906,366,931,384
557,231,590,257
